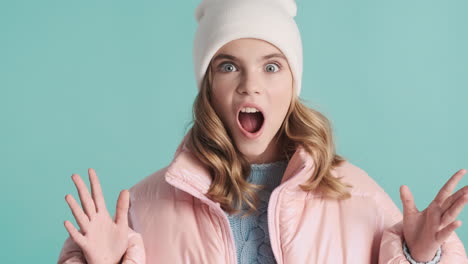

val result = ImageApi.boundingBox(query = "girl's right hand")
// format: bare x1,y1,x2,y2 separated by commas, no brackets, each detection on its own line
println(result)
64,168,130,264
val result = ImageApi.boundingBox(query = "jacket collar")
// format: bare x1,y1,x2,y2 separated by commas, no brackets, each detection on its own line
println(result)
164,132,316,200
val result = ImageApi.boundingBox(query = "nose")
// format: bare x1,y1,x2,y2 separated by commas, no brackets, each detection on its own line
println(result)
236,71,263,95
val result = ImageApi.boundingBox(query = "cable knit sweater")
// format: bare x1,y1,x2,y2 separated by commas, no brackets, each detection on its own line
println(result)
224,159,287,264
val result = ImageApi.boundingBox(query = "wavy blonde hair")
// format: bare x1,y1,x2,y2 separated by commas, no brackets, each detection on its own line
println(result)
185,63,353,216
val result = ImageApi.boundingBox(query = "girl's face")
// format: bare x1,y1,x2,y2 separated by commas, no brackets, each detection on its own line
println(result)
210,38,293,164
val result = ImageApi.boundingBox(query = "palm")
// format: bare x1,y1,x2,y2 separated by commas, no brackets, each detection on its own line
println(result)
402,202,439,252
79,209,129,264
399,169,468,261
64,168,131,264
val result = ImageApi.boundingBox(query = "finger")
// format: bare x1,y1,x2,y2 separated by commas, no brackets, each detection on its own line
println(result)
115,189,130,226
88,168,107,213
64,220,86,248
65,194,90,231
433,169,466,205
441,185,468,212
427,202,443,230
400,185,419,215
71,173,97,218
441,193,468,228
435,220,462,243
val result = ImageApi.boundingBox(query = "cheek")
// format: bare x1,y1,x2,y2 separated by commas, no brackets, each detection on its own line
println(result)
271,84,292,108
269,87,292,127
211,76,233,100
211,88,233,124
269,72,293,99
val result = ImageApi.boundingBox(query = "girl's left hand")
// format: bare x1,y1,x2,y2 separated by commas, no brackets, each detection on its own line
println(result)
399,168,468,262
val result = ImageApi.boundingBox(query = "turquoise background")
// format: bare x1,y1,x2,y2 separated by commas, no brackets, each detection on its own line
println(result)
1,0,467,262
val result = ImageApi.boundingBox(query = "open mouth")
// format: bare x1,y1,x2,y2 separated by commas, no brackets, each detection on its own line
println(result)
238,111,265,134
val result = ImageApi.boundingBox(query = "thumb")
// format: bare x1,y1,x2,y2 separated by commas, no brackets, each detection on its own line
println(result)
114,189,130,226
121,231,146,264
400,185,419,215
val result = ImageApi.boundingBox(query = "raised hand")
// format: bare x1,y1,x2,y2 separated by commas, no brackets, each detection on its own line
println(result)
399,168,468,262
64,168,130,264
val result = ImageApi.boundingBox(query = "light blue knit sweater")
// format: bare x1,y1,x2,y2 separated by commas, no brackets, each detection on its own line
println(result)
224,159,288,264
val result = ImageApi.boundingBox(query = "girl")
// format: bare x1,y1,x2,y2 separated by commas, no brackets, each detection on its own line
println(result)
58,0,468,263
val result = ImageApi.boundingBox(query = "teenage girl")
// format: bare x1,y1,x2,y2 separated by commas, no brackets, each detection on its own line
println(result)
58,0,468,263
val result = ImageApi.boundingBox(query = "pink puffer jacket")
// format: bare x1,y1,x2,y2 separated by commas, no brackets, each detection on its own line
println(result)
58,133,468,264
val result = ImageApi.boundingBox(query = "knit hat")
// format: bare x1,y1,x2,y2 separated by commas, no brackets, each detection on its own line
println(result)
193,0,303,96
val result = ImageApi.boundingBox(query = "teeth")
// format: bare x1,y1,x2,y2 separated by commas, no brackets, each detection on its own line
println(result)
240,107,260,113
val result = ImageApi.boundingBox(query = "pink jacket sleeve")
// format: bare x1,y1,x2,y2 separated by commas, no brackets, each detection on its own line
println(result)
57,195,146,264
375,184,468,263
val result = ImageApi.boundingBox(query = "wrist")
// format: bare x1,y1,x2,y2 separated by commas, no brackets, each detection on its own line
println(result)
412,253,437,262
87,258,120,264
402,240,442,264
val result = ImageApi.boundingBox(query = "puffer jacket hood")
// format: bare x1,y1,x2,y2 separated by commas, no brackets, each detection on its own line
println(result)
58,132,468,263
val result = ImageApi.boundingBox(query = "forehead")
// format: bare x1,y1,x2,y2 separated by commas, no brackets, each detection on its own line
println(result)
211,38,288,63
212,52,288,64
219,38,278,51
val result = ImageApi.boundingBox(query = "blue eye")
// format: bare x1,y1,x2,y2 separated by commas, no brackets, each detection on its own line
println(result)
220,63,237,72
218,61,282,73
265,63,281,72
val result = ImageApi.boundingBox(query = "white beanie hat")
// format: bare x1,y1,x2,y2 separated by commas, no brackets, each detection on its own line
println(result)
193,0,303,96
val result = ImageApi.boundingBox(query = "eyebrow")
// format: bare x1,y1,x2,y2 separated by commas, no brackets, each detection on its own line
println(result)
212,52,287,63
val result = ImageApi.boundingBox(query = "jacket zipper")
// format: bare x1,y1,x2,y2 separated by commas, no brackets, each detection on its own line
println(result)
267,180,292,264
268,165,306,264
165,174,237,264
207,200,238,264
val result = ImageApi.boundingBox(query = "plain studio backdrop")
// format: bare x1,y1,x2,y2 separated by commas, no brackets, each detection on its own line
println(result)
0,0,467,262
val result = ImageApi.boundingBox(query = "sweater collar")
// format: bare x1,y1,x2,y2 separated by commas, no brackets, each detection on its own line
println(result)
164,132,316,200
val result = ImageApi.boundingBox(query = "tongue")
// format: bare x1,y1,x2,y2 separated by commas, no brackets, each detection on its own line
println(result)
239,112,263,133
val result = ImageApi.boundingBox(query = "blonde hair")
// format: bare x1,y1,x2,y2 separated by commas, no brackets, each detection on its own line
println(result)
185,64,353,216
